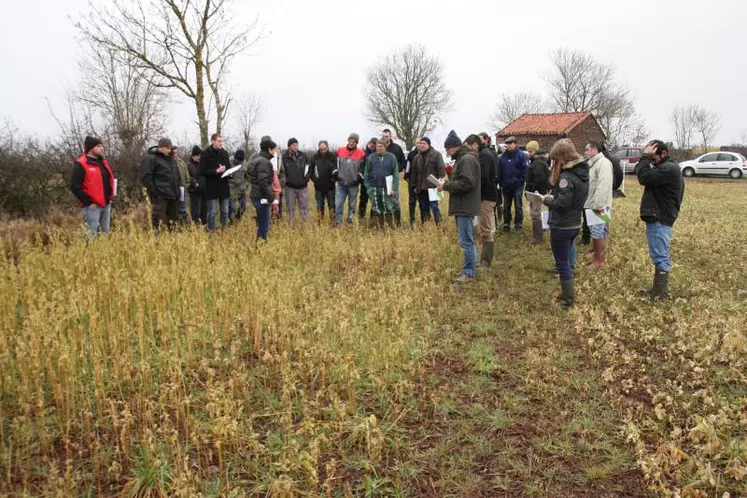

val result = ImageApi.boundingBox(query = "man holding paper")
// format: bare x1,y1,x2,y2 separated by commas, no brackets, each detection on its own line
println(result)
200,134,231,232
140,138,182,231
282,138,311,226
70,136,115,236
583,141,614,269
409,137,445,225
363,139,399,229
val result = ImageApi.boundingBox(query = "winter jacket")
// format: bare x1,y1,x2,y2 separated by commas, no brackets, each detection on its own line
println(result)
311,150,337,193
364,152,399,189
604,150,624,191
282,150,310,189
176,157,190,190
248,151,275,203
584,152,613,211
498,148,529,191
525,153,551,195
410,147,445,193
187,158,201,193
228,160,247,200
404,148,418,182
636,155,684,226
478,144,499,202
543,158,590,229
199,145,231,200
140,148,181,201
444,147,481,217
336,147,366,187
387,141,406,173
70,154,114,207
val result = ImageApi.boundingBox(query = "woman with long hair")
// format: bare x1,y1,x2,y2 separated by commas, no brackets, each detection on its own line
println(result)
542,139,589,309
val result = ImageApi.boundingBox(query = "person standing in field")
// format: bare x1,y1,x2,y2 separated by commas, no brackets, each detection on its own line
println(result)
635,140,685,300
410,137,446,225
200,133,231,232
404,146,420,226
358,137,377,219
248,137,280,241
228,149,247,221
465,134,499,267
542,139,589,309
583,140,614,268
140,138,182,231
364,139,400,229
173,145,191,224
187,146,204,224
524,141,550,244
382,128,405,227
335,133,366,226
436,130,481,283
480,132,503,226
282,138,311,226
499,136,529,233
70,136,115,236
310,140,337,224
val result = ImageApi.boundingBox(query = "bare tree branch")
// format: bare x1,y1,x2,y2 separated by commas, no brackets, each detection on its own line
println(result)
488,92,546,131
234,93,263,154
693,106,721,151
670,105,700,150
363,44,452,150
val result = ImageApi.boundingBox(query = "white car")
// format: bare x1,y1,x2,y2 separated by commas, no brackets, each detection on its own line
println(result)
679,152,747,179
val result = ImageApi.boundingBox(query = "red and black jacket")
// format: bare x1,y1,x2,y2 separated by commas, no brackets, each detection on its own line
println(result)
70,154,115,207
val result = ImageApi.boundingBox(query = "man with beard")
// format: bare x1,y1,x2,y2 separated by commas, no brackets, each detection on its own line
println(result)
310,140,337,224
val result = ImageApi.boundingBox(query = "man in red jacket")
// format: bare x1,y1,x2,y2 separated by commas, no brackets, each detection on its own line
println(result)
69,136,115,236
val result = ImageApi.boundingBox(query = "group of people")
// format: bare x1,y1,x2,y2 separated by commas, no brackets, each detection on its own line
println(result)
69,127,684,309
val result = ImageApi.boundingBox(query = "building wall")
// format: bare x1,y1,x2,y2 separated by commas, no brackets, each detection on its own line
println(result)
496,134,559,152
568,118,606,153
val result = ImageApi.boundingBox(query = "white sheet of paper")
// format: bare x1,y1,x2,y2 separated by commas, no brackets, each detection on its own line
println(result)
304,165,309,177
427,174,440,187
526,191,544,203
405,161,411,174
385,175,393,193
113,178,118,197
541,210,549,230
428,188,439,202
179,186,185,202
260,199,268,205
585,208,609,226
271,157,278,171
221,164,242,178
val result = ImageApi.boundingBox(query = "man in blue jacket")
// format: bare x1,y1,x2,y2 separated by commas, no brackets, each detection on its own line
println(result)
498,136,529,233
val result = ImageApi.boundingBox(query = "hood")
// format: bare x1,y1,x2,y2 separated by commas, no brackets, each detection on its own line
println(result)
563,157,589,182
452,146,478,161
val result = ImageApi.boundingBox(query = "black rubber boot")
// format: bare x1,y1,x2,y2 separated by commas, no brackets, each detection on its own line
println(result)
651,270,669,300
480,242,494,268
529,220,543,244
557,279,575,310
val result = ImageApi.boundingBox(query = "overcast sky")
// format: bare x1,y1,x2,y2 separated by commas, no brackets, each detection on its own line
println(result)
2,0,745,150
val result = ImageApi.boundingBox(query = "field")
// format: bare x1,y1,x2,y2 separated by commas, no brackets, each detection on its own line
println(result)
1,180,746,497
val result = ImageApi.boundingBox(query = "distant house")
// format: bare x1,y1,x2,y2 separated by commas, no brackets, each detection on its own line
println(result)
496,112,606,153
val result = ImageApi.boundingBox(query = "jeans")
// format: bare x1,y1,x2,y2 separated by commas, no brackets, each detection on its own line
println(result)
455,216,478,278
550,228,579,282
570,239,577,270
503,187,524,229
285,187,309,224
646,222,673,272
81,203,112,236
207,198,230,232
189,192,203,224
253,200,271,240
589,222,609,240
417,190,442,224
315,189,335,212
335,184,359,225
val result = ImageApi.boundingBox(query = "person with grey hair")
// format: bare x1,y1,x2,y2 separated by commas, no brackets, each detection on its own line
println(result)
364,138,400,229
310,140,337,224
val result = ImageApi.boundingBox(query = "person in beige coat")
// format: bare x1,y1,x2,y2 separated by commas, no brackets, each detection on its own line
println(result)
583,140,614,268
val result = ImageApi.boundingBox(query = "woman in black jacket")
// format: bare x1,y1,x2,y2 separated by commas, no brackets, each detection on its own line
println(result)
542,139,589,309
248,137,279,241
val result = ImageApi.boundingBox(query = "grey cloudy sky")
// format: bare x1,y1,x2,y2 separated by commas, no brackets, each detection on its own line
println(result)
2,0,745,150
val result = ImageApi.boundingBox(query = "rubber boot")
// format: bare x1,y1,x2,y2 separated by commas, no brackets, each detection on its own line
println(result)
529,220,543,244
557,279,575,310
590,238,606,268
480,242,494,268
651,269,669,300
384,213,395,229
393,210,402,228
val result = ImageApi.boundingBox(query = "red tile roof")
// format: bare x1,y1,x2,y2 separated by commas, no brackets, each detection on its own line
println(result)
497,112,592,136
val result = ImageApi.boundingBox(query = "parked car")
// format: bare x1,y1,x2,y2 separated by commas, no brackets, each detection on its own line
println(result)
679,152,747,179
613,147,643,173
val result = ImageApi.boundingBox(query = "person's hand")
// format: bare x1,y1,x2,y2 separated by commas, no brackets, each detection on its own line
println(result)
436,178,446,192
272,199,279,205
543,194,554,203
217,165,226,174
643,142,658,156
388,190,395,196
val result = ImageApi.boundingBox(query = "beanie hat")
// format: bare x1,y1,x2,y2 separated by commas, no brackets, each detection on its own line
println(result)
260,135,272,143
348,133,360,143
287,137,298,147
420,137,431,146
443,130,462,149
84,136,103,153
234,149,245,163
157,137,174,149
526,141,540,152
191,145,202,157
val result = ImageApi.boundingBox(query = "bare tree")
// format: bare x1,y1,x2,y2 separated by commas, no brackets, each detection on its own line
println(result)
740,129,747,146
543,48,636,147
670,105,699,150
488,92,546,130
46,89,107,160
364,44,452,150
629,118,650,146
234,93,263,155
693,107,721,151
77,0,263,146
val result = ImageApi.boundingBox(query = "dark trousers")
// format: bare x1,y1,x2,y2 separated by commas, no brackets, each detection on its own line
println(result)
189,192,203,224
581,211,591,243
503,187,523,229
315,189,335,212
358,184,369,218
254,200,271,240
152,197,180,231
550,228,579,281
417,190,442,224
408,184,418,224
